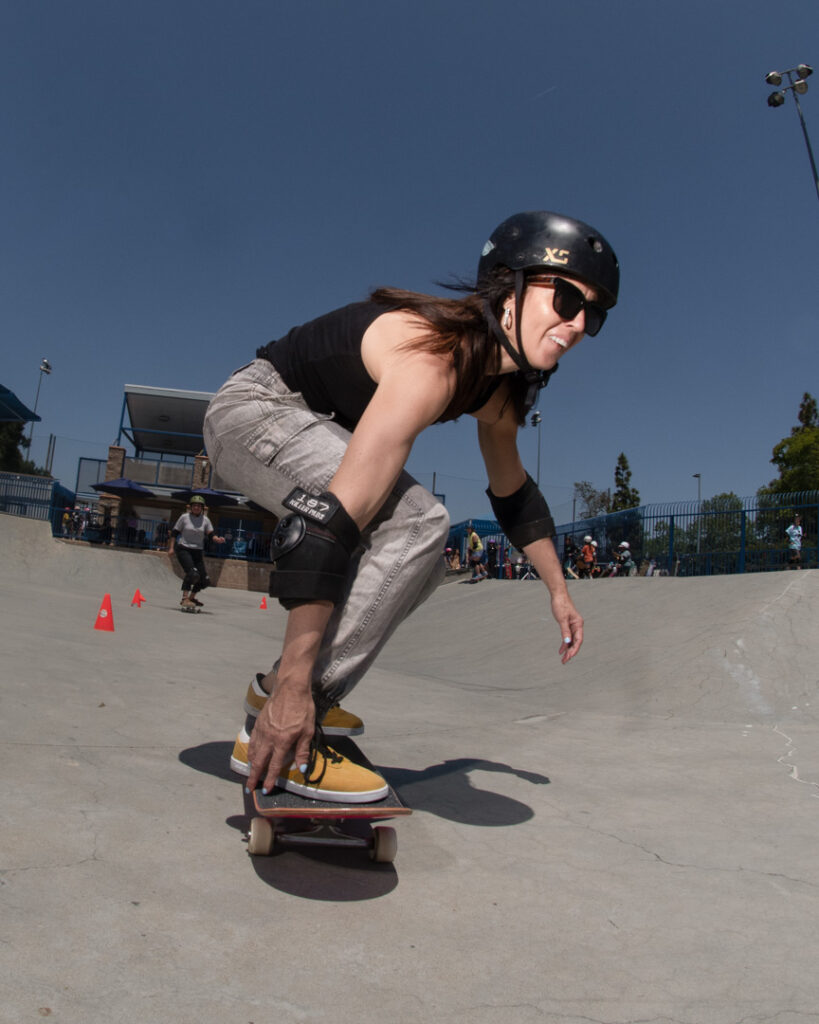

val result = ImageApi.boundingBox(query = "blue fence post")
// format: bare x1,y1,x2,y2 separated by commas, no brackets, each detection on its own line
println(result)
739,511,746,574
668,515,675,574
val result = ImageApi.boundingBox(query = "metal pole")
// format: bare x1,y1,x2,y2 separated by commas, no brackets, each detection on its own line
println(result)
27,372,44,447
536,422,541,487
791,90,819,204
530,411,542,487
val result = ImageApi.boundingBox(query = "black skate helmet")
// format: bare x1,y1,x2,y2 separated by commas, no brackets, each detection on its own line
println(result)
477,211,619,393
477,210,619,308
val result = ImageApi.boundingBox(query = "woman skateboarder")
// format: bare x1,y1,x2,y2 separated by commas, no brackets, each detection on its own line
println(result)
204,210,620,802
169,496,225,610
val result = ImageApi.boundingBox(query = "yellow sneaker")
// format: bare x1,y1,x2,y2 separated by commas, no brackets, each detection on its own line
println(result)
229,727,388,803
230,727,253,776
243,674,364,735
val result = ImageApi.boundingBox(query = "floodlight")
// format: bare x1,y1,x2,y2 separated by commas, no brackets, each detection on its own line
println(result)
796,64,813,79
795,79,809,95
765,70,783,86
767,91,786,107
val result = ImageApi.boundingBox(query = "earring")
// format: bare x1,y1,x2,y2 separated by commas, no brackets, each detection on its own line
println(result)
503,307,512,330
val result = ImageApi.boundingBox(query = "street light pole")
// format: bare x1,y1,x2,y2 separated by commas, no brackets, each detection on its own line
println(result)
765,63,819,206
28,358,52,448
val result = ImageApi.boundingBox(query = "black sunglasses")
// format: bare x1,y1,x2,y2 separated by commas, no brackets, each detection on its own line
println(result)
534,276,608,337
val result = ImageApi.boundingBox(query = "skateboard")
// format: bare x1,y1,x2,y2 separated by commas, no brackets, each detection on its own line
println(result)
245,737,410,864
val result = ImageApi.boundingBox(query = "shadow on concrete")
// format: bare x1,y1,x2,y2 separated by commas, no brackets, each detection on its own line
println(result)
380,758,547,827
229,792,400,902
179,740,237,783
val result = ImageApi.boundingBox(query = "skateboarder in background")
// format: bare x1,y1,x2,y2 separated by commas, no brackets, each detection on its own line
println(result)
467,527,489,581
169,496,225,610
204,209,620,803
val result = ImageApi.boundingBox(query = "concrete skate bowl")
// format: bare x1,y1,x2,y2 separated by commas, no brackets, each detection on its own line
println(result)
378,567,819,730
0,512,178,596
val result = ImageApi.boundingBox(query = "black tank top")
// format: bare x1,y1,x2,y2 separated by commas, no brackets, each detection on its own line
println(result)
256,300,503,431
256,302,388,432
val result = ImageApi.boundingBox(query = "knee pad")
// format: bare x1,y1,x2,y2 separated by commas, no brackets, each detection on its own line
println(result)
269,488,360,610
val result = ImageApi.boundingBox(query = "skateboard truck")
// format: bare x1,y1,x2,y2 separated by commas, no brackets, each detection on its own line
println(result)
246,817,399,863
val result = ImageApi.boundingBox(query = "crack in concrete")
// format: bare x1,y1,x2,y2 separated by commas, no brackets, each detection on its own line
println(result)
773,724,819,798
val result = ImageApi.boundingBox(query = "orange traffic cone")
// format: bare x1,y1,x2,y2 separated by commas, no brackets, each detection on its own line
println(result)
259,596,267,610
94,594,115,632
131,589,146,607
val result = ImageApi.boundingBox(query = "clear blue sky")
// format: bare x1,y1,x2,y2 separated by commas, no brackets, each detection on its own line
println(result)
3,0,818,525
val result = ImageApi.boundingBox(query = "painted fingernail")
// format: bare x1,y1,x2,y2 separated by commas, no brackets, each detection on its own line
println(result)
244,786,250,794
299,764,308,774
563,637,572,644
261,787,269,795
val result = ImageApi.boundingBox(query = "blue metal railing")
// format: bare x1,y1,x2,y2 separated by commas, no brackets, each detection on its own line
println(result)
555,492,819,575
3,472,816,577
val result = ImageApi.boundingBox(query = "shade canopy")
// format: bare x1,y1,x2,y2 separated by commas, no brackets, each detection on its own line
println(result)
0,384,41,424
170,487,240,507
91,478,158,499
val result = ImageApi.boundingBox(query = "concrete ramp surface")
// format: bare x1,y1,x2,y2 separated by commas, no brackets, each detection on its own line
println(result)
1,511,818,1024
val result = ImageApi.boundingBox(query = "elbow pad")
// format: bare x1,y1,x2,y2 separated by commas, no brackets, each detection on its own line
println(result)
268,488,360,610
487,474,555,549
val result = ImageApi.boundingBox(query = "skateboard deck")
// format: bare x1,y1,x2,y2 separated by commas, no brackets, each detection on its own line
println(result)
246,736,410,863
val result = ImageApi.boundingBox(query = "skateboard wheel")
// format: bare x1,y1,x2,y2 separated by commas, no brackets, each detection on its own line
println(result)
370,826,397,863
247,816,275,856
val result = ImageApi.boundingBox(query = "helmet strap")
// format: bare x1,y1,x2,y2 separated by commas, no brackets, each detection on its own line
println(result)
481,295,531,376
481,273,557,413
513,271,533,373
511,272,559,405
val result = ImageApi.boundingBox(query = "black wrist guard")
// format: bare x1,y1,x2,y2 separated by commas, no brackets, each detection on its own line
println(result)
487,473,555,549
268,488,360,610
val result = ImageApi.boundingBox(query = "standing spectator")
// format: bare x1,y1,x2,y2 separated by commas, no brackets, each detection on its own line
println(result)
563,536,579,578
786,513,803,569
486,540,499,578
615,541,636,576
580,535,595,578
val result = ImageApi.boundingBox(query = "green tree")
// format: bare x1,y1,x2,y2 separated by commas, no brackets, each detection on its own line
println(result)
761,392,819,496
574,480,610,518
795,392,818,432
696,492,744,552
0,423,49,475
610,452,640,512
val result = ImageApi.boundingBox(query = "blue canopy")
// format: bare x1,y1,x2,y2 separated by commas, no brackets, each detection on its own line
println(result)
170,487,239,507
0,384,40,424
91,478,157,499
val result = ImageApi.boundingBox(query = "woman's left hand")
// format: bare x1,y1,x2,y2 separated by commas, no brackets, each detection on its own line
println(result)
551,592,584,663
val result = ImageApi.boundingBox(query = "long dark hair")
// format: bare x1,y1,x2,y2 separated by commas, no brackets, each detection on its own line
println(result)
370,267,529,423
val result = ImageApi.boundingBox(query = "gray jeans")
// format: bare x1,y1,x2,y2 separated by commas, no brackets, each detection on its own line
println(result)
203,359,449,704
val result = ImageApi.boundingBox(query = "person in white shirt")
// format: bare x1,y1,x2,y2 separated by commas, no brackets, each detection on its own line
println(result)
785,513,803,569
169,496,225,609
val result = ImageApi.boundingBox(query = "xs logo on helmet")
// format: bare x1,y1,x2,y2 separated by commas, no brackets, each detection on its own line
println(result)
541,248,569,265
